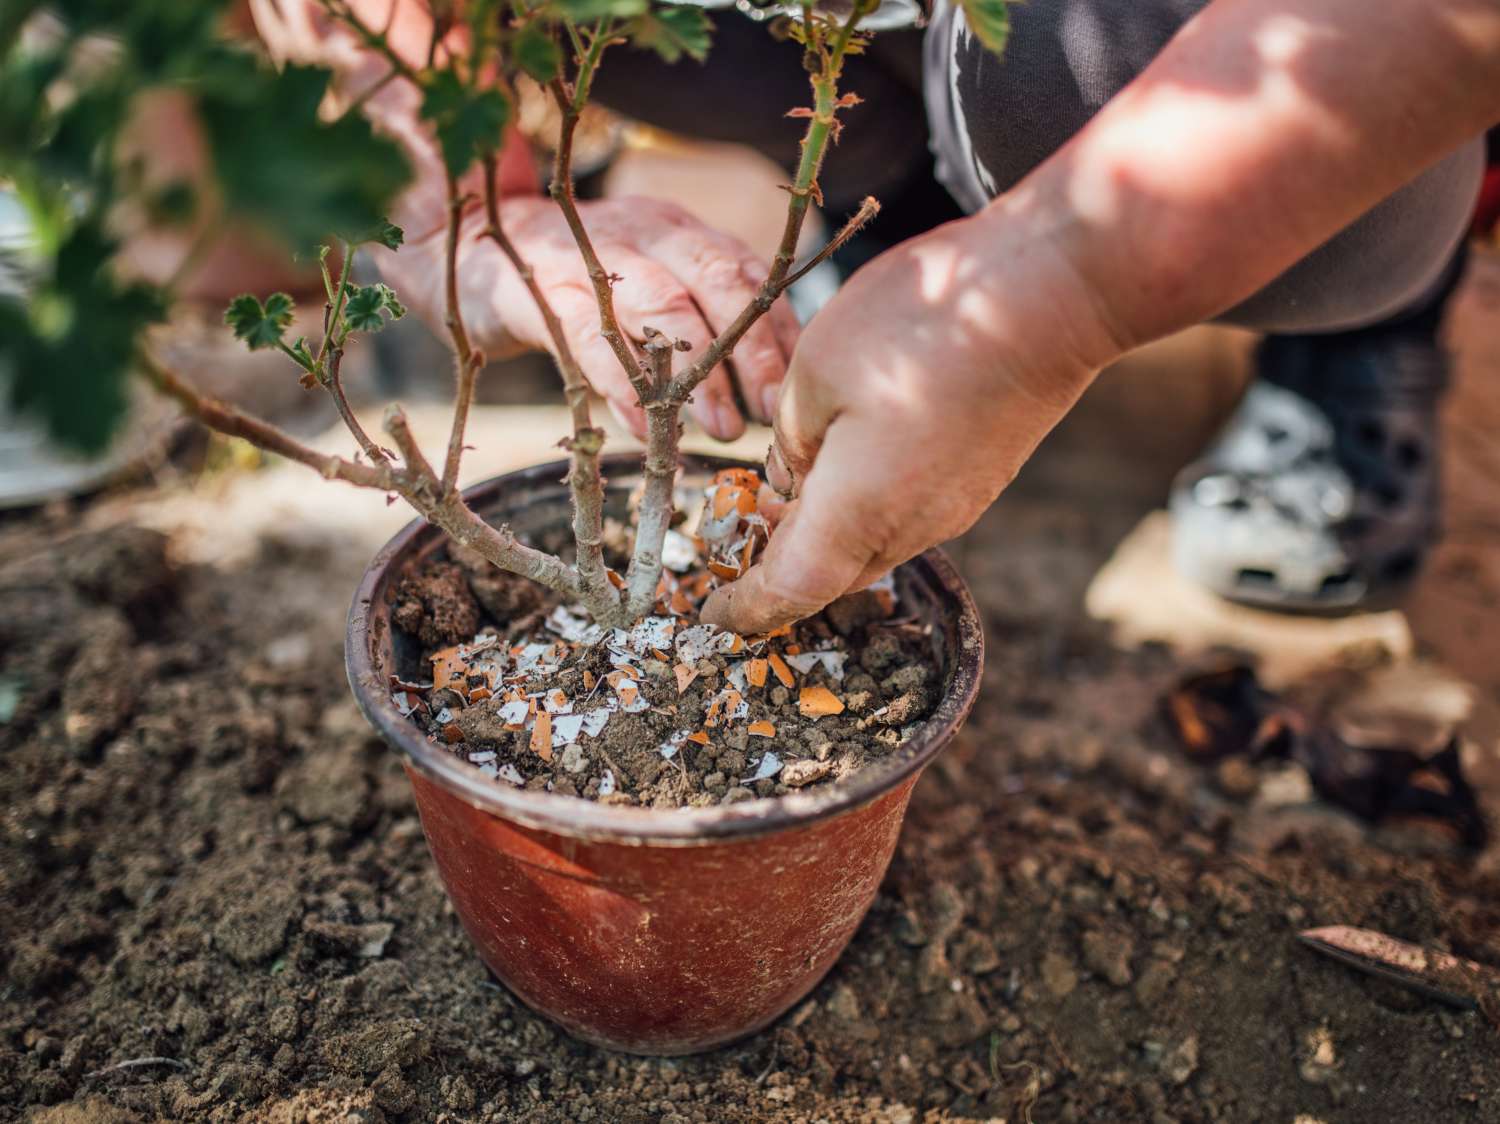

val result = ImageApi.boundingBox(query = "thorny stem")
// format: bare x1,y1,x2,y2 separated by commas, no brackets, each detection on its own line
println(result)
480,154,621,622
664,5,868,407
781,195,880,290
440,170,483,494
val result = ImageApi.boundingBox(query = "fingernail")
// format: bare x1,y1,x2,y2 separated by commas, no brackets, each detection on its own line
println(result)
759,383,782,424
766,443,794,497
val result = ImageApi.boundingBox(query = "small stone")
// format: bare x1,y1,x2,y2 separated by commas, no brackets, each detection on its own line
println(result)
1039,951,1078,999
303,917,395,959
1299,1025,1338,1084
826,983,863,1021
1215,757,1261,799
1256,763,1315,808
1133,959,1178,1006
560,743,587,774
782,759,833,788
1082,930,1134,987
1159,1033,1199,1086
721,786,754,805
826,589,887,635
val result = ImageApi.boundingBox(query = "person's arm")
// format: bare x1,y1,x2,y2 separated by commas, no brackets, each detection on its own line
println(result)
703,0,1500,633
249,0,797,439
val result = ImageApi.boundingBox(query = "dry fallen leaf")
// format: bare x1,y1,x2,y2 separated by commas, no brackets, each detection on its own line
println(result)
442,722,464,743
799,685,845,718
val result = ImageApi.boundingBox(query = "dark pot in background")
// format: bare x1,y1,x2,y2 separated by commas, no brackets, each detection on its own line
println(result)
346,454,984,1055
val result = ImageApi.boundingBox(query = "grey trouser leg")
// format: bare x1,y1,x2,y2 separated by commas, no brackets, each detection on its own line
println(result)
924,0,1485,333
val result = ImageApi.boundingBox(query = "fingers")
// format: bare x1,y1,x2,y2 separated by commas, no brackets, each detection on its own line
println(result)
766,349,838,497
701,424,886,634
649,225,792,426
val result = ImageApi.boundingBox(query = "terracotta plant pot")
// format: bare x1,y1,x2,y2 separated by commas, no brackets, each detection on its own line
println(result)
346,454,984,1055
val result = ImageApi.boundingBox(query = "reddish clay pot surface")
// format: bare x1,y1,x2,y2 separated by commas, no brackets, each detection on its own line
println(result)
346,455,984,1054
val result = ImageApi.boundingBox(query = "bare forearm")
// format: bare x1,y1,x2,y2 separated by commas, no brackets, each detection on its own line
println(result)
985,0,1500,355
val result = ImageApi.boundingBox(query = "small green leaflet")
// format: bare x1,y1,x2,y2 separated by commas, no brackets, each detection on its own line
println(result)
631,5,712,64
958,0,1009,57
354,218,405,250
224,292,295,350
342,284,407,333
419,70,512,179
512,23,562,83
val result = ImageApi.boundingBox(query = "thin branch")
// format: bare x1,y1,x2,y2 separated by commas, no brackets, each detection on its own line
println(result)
138,349,397,491
544,75,650,405
440,171,482,494
319,0,419,83
781,195,879,290
480,155,620,620
325,347,388,463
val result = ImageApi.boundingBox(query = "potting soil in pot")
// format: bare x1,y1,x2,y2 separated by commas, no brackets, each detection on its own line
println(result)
387,470,943,808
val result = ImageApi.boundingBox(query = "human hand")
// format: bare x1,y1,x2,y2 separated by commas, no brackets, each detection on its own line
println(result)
380,194,800,440
700,204,1119,634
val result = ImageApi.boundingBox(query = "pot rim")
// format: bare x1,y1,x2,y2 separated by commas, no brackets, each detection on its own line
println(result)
346,454,984,845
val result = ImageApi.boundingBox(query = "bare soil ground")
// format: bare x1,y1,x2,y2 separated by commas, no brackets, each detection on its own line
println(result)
3,253,1500,1124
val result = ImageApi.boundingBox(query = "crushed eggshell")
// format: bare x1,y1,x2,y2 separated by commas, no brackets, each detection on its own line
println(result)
685,730,710,746
543,689,572,714
658,730,689,760
747,720,776,738
496,763,525,786
498,698,530,727
530,712,553,761
747,658,768,688
552,713,586,745
768,652,796,689
546,605,602,645
598,769,617,796
786,651,847,680
747,752,783,782
799,685,845,718
661,529,698,573
674,663,699,694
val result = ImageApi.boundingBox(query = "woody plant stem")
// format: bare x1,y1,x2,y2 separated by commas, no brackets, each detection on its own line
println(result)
541,4,879,618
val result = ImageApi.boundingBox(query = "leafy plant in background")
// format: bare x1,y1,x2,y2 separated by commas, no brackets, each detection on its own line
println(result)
0,0,1008,627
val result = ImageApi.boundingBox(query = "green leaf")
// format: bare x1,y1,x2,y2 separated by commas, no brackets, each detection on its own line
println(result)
512,23,562,84
224,292,295,350
630,5,712,63
199,60,411,251
352,218,405,250
419,70,511,180
0,223,164,454
342,283,406,333
552,0,648,23
957,0,1009,57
